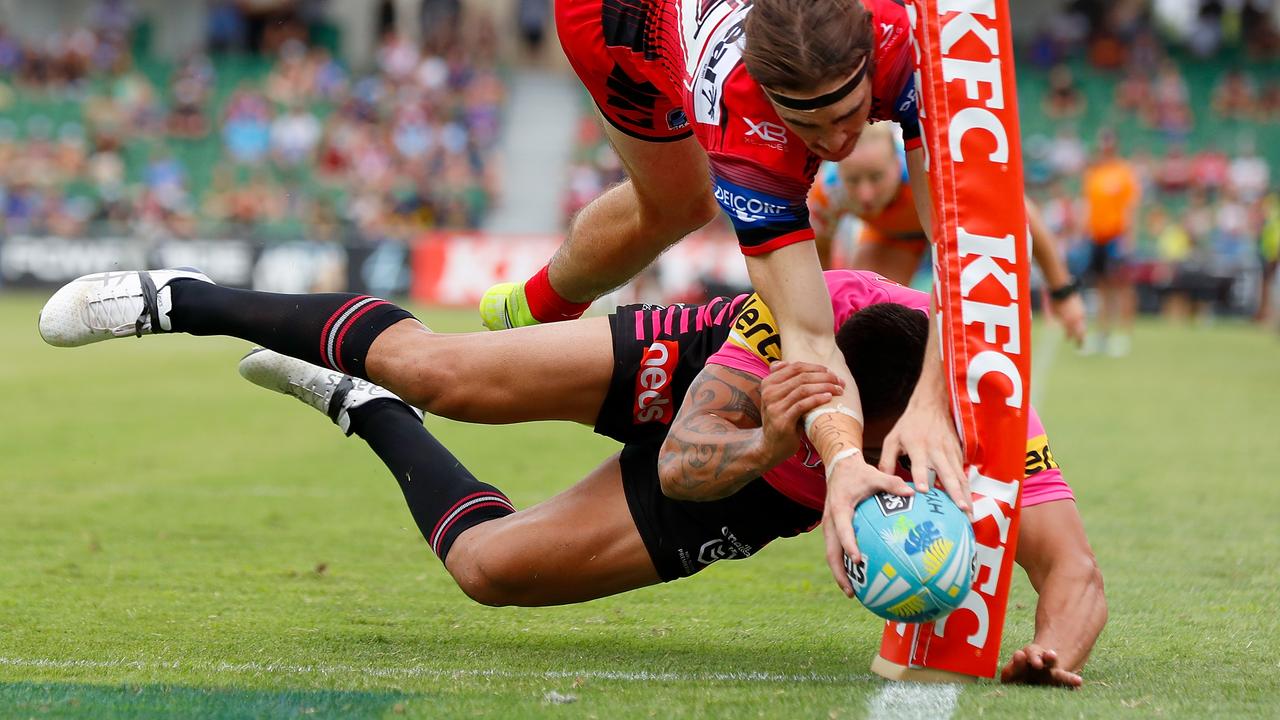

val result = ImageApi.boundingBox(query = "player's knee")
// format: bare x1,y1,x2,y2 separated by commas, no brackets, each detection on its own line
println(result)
377,343,467,418
406,365,467,419
681,189,721,232
640,186,719,238
688,190,722,228
446,546,537,608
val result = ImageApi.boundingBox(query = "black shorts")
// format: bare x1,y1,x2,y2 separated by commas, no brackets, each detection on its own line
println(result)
618,442,821,581
593,299,741,445
595,300,821,581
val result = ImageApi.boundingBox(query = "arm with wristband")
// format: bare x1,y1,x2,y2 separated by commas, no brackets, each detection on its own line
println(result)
709,158,906,552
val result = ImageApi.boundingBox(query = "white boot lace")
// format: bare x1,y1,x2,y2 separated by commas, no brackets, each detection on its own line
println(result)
83,290,147,336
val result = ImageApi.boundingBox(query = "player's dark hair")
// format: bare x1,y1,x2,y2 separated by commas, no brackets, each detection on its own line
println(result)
742,0,875,95
835,303,928,424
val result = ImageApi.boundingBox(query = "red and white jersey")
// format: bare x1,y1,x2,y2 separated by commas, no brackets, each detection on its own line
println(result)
637,0,920,255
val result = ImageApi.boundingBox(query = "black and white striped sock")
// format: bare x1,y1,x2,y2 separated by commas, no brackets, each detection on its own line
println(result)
167,281,414,380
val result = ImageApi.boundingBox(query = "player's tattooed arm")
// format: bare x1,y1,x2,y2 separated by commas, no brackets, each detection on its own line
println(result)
658,364,768,501
658,362,842,501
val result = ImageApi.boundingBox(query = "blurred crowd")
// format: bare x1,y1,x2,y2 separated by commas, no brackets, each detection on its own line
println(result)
0,0,504,242
1028,0,1280,70
1019,0,1280,321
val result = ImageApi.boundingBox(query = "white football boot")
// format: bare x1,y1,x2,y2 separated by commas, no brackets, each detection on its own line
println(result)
238,348,422,435
38,268,212,347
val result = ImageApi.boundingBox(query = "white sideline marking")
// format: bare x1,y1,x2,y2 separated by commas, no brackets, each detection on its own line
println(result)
1031,325,1063,406
866,682,959,720
0,657,873,685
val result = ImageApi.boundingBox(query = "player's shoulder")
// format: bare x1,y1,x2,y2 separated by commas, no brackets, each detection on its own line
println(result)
824,269,930,322
861,0,910,27
722,271,923,364
859,0,916,121
822,268,913,294
862,0,912,63
1025,406,1061,476
724,290,783,366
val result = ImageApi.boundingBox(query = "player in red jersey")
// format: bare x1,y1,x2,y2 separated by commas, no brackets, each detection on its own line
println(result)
808,123,1089,344
480,0,969,555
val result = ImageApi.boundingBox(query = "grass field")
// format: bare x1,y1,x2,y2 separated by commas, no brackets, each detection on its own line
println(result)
1,292,1278,718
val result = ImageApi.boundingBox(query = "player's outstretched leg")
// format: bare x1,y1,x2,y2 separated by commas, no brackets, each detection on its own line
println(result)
239,348,515,564
239,349,660,605
40,268,618,426
40,268,415,380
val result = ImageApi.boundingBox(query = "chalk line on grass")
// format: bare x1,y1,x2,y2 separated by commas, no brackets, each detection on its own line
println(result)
0,656,875,685
866,682,960,720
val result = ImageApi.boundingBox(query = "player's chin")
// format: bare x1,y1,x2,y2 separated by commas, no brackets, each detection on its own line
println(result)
808,142,855,162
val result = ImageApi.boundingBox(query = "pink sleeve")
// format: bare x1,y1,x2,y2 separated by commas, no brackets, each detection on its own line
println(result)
706,342,770,379
825,270,930,328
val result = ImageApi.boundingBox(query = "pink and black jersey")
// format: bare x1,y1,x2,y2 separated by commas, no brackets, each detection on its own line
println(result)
559,0,920,255
707,270,1072,510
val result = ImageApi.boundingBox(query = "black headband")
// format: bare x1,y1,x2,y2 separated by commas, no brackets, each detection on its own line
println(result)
765,59,868,111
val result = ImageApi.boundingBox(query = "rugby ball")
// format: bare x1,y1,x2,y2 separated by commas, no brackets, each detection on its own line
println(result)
844,485,976,623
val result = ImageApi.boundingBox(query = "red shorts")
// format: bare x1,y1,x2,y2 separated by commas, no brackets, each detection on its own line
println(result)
557,0,692,142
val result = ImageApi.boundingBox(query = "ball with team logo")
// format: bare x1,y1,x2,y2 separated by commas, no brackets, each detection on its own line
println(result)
843,485,976,623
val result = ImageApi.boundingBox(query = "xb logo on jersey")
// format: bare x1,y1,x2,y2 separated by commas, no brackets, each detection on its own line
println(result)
744,118,787,146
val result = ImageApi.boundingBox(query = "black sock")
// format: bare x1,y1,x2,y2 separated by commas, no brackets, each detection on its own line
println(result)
167,280,415,379
346,399,515,563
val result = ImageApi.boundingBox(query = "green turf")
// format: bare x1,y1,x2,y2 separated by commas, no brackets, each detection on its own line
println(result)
1,293,1277,718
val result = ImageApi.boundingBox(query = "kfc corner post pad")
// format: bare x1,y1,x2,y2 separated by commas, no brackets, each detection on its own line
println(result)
873,0,1033,682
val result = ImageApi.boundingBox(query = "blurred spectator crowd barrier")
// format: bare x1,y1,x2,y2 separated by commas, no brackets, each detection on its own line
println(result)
0,231,750,308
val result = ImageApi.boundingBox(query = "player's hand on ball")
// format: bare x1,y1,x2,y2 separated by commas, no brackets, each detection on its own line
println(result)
821,456,912,598
879,392,971,519
999,645,1083,688
758,361,844,468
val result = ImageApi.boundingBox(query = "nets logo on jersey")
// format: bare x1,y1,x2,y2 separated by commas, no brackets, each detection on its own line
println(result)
634,340,680,424
726,293,782,364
